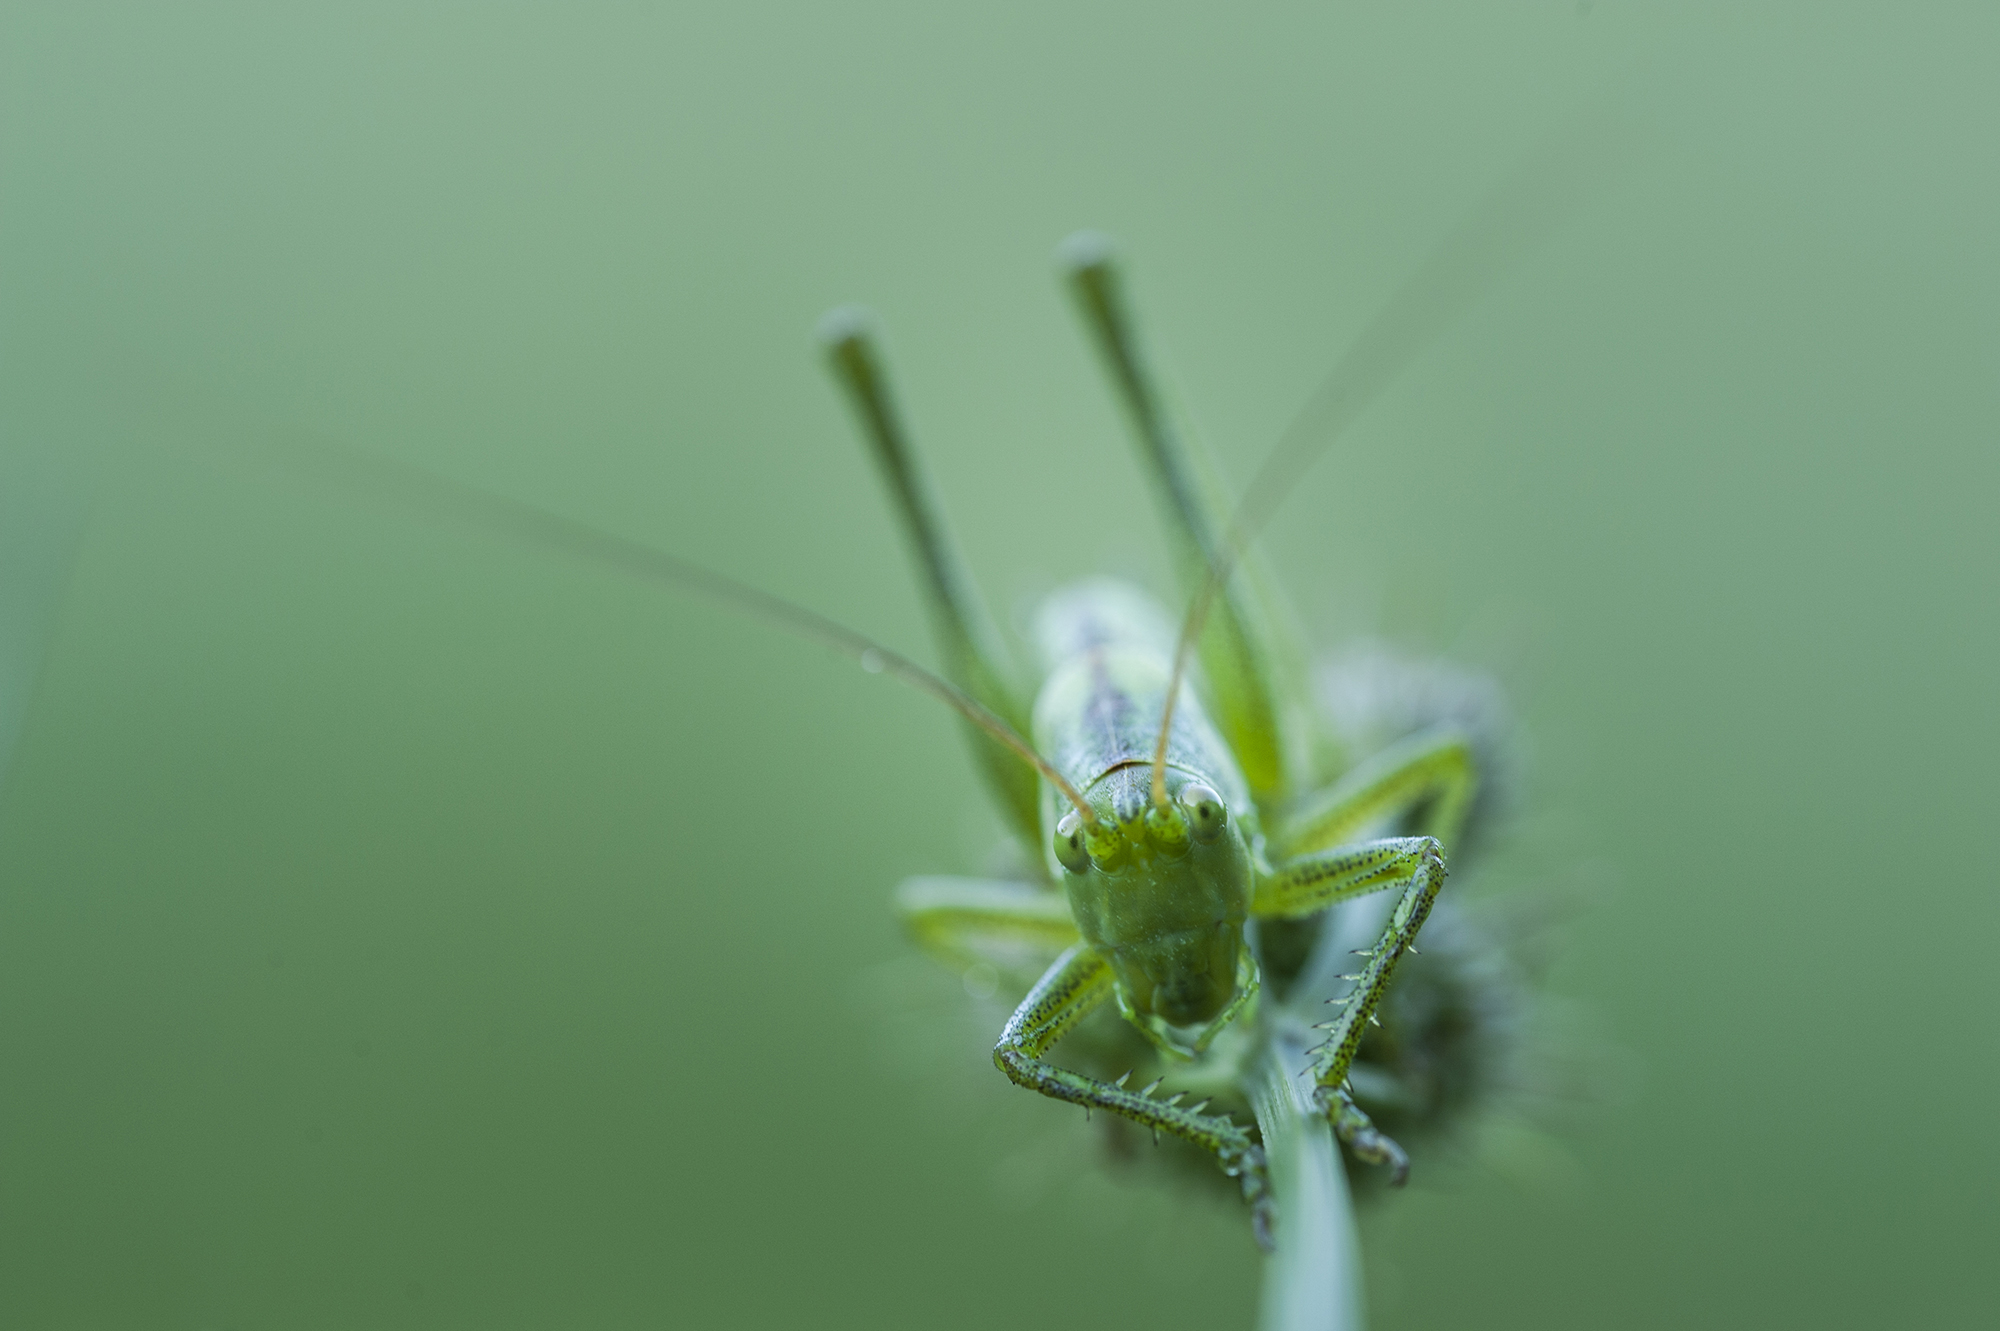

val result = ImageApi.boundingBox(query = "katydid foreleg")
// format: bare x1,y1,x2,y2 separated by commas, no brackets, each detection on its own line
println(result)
992,944,1273,1234
1251,835,1447,1181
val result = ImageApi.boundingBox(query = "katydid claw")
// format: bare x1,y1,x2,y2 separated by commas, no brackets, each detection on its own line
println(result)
1224,1142,1276,1252
1315,1084,1411,1186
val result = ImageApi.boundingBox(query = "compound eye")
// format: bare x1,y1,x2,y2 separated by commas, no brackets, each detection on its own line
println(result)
1054,811,1093,874
1178,782,1227,842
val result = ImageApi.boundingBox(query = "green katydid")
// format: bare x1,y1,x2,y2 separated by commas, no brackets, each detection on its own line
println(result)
254,147,1595,1253
816,234,1478,1244
825,149,1612,1246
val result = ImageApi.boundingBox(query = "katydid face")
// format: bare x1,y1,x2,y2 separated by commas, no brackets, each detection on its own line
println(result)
1030,577,1266,1053
1055,764,1257,1048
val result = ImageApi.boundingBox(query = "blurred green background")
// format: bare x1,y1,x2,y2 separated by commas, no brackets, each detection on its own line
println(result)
3,3,1995,1327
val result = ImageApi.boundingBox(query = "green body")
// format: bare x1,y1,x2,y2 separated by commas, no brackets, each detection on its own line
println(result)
1031,580,1258,1044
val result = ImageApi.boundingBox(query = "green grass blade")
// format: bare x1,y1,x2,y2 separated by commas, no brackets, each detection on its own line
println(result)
1252,1017,1364,1331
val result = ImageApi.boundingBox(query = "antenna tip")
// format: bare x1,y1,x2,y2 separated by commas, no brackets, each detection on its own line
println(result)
1055,230,1116,277
815,304,874,352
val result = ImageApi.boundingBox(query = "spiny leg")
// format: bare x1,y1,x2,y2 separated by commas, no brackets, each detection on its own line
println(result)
1253,836,1444,920
1058,237,1300,802
998,945,1272,1235
1278,724,1477,858
1254,836,1448,1182
819,313,1042,844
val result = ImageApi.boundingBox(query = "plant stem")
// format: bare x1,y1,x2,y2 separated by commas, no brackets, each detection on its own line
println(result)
1251,1016,1364,1331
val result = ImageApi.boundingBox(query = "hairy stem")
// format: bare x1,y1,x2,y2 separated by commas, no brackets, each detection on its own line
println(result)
1251,1016,1364,1331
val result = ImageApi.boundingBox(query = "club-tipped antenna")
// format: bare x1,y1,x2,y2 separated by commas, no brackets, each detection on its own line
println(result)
1142,128,1620,805
256,427,1099,824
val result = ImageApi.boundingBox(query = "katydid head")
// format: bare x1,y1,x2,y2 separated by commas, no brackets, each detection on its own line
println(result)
1054,765,1258,1056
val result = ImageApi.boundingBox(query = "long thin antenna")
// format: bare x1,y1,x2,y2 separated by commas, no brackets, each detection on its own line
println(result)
254,428,1099,823
1146,127,1622,803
